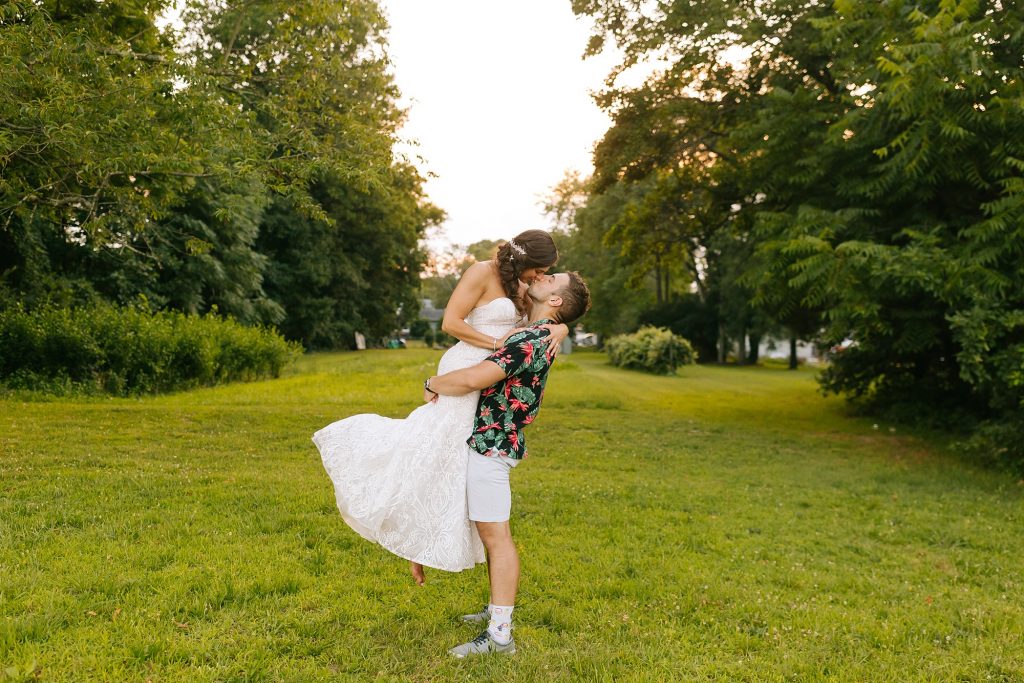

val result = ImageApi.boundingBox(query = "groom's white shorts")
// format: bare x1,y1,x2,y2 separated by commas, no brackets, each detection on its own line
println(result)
467,450,519,522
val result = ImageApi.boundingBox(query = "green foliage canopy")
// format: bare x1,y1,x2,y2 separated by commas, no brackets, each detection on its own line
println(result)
573,0,1024,465
1,0,441,350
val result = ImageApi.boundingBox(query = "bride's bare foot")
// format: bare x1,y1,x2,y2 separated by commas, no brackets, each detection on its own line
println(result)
410,561,425,586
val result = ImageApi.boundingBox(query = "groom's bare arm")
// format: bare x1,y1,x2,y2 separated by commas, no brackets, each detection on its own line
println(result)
427,361,507,397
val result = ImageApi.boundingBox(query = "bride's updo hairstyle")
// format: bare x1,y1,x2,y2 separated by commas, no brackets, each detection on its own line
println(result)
495,229,558,313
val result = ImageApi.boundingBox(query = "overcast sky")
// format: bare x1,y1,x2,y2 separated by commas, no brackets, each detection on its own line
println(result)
381,1,621,249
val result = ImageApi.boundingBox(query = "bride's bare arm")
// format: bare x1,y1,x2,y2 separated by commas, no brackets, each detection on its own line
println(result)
441,262,506,351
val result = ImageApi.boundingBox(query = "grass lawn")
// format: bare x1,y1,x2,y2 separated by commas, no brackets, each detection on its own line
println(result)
2,350,1023,682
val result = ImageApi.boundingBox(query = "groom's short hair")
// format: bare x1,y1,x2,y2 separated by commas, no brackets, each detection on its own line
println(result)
554,271,591,325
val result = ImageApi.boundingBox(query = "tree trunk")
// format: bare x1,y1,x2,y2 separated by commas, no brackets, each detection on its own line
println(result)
655,258,663,303
789,335,798,370
748,334,761,364
717,323,727,363
737,327,747,364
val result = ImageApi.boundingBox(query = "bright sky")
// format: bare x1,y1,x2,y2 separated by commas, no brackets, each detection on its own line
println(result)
158,2,624,250
381,1,621,249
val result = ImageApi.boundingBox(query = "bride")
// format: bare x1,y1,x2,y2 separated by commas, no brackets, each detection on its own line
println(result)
312,229,568,584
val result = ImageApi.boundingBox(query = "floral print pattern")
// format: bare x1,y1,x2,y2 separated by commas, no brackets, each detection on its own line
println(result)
467,319,556,460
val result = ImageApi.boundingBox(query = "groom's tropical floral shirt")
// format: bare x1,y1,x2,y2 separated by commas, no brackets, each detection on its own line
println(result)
467,320,556,460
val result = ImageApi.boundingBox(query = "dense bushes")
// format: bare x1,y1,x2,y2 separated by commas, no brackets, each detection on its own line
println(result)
0,304,301,395
605,326,696,375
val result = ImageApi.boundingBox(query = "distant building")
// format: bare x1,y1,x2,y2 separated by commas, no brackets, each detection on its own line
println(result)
419,299,444,331
756,336,821,362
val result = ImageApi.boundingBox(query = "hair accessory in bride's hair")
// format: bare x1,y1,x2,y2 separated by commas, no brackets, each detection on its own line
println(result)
507,239,526,261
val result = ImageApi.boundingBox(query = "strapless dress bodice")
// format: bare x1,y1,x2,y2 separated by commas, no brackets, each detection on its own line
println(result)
463,297,524,337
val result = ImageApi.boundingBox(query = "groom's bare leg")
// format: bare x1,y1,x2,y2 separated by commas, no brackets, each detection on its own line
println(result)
475,521,519,604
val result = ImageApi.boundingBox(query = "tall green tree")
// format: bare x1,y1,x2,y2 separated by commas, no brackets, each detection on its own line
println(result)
181,0,399,212
1,0,440,349
543,172,656,339
259,163,441,349
575,0,1024,464
79,176,283,325
0,0,296,242
179,0,438,346
0,0,218,303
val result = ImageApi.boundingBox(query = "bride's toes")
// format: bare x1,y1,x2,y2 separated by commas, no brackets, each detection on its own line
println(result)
410,561,426,586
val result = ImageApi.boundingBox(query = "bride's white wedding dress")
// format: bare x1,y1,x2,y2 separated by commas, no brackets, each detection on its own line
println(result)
312,297,524,571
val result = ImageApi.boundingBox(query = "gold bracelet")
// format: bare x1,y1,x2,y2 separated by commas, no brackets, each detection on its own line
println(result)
492,337,497,351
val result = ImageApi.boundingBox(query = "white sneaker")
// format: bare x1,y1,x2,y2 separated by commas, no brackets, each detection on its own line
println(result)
448,630,516,658
460,605,490,624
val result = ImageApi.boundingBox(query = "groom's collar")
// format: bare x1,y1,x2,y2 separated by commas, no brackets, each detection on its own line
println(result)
527,302,559,325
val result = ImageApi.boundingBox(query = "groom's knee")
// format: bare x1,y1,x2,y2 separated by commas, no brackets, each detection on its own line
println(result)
475,520,513,548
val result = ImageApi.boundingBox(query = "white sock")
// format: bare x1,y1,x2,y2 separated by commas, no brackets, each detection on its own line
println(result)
487,604,514,644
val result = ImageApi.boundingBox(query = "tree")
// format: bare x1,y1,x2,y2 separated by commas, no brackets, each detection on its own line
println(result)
181,0,400,215
465,239,502,263
0,0,227,304
544,174,657,339
1,1,208,234
575,0,1024,465
1,0,441,351
259,163,441,349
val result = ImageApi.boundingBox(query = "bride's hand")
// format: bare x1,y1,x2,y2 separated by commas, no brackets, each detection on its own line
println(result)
540,323,569,357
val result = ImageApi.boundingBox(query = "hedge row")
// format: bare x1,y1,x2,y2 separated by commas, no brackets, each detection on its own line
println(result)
605,326,697,375
0,304,301,395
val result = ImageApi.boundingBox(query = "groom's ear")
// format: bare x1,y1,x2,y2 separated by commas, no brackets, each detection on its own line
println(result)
548,294,563,308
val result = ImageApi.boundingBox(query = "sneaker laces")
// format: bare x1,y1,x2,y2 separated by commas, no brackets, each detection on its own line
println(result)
472,631,491,646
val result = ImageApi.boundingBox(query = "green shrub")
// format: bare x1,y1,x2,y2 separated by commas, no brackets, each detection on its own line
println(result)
435,331,458,348
954,413,1024,476
605,326,697,375
409,319,431,339
0,303,301,395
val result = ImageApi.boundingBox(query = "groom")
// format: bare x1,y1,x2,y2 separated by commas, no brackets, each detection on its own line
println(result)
423,271,591,657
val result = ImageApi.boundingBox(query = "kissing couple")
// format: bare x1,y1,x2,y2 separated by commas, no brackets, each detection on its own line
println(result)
313,230,591,657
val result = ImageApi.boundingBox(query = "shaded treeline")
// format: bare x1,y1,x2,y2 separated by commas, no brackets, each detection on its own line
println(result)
552,1,1023,468
0,0,442,348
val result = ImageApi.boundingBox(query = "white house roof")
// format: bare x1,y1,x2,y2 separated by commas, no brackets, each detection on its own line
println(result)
419,299,444,322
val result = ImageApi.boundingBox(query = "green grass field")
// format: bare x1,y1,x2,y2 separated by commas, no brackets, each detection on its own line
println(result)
2,350,1022,682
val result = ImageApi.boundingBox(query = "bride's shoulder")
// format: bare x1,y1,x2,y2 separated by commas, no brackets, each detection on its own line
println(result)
461,260,496,278
470,259,498,274
453,261,491,289
457,261,503,291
